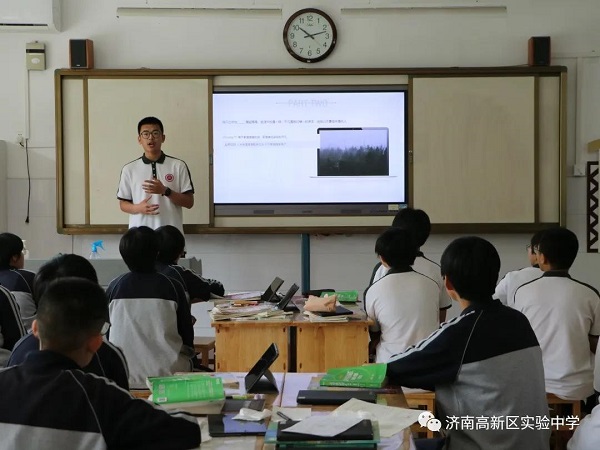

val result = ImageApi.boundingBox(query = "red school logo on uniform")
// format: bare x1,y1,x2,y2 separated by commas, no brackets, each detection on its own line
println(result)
165,173,174,182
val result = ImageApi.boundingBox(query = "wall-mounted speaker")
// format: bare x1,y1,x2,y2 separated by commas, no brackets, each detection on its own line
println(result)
69,39,94,69
528,36,551,66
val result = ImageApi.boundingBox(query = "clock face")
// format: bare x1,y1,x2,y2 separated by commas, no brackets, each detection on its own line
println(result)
283,9,337,63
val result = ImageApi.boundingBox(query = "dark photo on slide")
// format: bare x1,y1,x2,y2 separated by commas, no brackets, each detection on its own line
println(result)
317,128,389,176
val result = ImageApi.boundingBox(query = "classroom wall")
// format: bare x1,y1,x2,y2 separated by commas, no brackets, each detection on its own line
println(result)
1,0,600,332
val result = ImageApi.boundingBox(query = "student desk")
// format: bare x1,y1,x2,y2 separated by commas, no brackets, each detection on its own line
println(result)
278,372,414,450
212,306,371,372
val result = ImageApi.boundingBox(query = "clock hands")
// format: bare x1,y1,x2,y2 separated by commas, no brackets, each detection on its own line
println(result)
305,31,327,38
298,27,317,41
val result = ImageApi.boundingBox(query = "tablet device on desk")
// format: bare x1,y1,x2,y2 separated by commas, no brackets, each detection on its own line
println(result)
277,419,374,441
261,277,285,302
309,305,354,317
245,343,280,393
221,398,265,413
296,390,377,405
276,283,300,312
207,414,268,437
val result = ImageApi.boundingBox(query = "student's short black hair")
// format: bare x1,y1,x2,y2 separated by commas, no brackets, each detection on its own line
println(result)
391,208,431,247
537,227,578,270
156,225,186,265
33,254,98,307
119,226,158,273
137,116,164,134
0,232,24,269
441,236,500,303
530,230,545,250
375,227,418,268
36,277,108,353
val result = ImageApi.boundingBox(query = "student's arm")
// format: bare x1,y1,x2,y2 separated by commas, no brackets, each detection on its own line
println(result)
86,375,202,450
494,274,509,305
119,198,159,215
181,268,223,302
172,280,195,349
387,318,468,390
141,178,194,209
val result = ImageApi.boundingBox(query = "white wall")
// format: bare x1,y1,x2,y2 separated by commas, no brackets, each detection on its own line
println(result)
1,0,600,329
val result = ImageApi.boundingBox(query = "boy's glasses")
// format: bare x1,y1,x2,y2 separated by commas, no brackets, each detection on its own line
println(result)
140,130,162,139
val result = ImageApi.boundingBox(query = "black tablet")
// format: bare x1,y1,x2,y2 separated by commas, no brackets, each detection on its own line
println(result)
296,390,377,405
244,343,279,393
208,414,268,437
261,277,284,302
277,283,300,312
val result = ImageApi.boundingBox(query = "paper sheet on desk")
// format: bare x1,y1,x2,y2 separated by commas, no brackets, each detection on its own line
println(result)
281,415,363,437
334,398,422,438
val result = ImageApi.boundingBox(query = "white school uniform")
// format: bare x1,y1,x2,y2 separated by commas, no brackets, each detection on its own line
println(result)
494,265,543,306
366,266,441,363
514,271,600,400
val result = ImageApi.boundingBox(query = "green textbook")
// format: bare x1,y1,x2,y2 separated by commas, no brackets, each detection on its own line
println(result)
147,374,225,405
320,364,387,389
320,290,359,303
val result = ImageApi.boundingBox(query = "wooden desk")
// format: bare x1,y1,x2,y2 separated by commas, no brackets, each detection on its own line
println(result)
213,320,291,372
211,303,371,373
294,314,371,372
277,373,413,450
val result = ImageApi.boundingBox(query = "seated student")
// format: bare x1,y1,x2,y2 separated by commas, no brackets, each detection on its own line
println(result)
567,400,600,450
365,228,441,363
494,230,544,306
0,277,203,449
7,254,130,390
0,232,36,330
107,226,195,388
155,225,225,302
368,208,451,322
514,227,600,401
387,236,550,450
0,285,26,367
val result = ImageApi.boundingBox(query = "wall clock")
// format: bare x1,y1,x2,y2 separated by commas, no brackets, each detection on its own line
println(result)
283,8,337,63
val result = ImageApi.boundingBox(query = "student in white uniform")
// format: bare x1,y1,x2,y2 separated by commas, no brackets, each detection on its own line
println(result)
494,230,544,306
513,227,600,401
117,116,195,233
368,207,451,322
365,228,442,363
568,400,600,450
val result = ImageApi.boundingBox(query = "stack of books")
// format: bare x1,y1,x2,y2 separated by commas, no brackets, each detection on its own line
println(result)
209,303,289,321
303,310,351,323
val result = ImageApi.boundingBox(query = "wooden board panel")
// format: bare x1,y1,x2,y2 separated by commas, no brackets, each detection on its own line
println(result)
213,322,290,372
412,76,536,223
295,322,370,372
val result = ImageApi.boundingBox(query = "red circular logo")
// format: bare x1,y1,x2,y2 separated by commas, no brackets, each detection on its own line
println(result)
165,174,174,182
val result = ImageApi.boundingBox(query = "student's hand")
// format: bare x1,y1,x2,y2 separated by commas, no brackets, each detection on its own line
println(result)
142,178,167,195
136,196,159,215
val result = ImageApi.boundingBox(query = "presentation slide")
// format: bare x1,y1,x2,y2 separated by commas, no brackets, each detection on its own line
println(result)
212,90,406,207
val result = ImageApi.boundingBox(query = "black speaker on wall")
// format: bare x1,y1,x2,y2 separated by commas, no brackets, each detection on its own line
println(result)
528,36,551,66
69,39,94,69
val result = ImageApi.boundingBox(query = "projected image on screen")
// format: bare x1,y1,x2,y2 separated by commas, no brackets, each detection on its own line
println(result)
317,128,389,176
